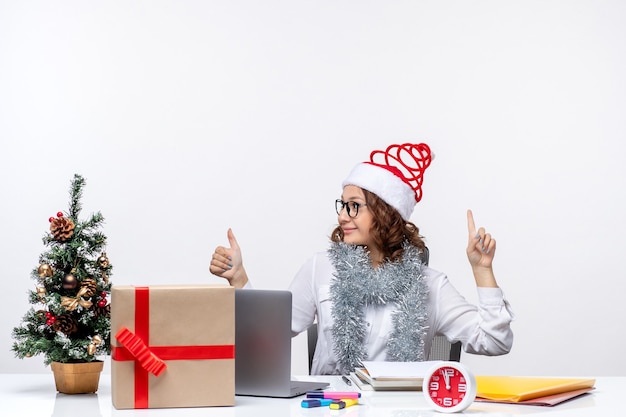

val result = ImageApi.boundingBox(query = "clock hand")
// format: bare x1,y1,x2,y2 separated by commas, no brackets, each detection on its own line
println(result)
442,369,451,390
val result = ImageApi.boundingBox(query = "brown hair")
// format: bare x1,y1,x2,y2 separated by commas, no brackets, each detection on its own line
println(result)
331,189,426,262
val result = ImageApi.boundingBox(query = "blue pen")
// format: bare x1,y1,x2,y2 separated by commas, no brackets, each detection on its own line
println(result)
301,399,334,408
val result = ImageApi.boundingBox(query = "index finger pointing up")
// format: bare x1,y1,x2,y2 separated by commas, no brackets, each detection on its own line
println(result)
467,209,477,240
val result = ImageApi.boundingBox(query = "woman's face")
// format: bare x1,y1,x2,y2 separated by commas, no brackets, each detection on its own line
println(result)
338,185,375,249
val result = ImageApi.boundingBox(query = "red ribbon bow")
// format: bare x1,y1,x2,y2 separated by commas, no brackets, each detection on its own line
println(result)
369,143,432,202
115,327,167,376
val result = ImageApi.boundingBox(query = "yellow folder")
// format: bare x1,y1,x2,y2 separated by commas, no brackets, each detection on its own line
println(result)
475,376,596,402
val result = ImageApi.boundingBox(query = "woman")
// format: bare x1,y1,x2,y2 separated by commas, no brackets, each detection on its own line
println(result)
210,143,514,375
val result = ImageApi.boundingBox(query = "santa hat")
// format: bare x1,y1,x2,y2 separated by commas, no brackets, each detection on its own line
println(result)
342,143,433,220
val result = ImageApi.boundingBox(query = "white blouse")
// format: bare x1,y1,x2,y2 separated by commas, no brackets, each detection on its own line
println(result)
287,251,515,375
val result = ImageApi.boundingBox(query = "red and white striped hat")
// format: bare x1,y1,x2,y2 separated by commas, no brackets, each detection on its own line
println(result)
342,143,433,220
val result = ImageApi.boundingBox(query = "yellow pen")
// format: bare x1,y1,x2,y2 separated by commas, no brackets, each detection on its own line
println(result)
329,398,359,409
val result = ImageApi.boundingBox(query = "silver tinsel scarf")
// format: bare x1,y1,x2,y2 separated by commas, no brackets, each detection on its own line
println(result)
328,241,429,374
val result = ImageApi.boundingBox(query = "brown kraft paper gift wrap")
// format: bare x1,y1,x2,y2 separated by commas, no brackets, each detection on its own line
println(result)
111,284,235,409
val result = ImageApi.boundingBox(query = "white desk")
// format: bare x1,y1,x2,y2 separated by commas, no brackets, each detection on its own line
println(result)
0,374,621,416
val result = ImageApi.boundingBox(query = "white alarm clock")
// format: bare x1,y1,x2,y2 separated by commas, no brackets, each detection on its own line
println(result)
422,361,477,413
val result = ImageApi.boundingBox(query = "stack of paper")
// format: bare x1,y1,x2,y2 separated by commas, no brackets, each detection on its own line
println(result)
475,376,596,406
350,361,442,391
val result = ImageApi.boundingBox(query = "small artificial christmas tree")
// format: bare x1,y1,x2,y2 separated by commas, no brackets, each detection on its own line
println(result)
12,174,113,365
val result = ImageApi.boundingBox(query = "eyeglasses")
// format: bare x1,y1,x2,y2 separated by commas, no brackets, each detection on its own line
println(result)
335,199,367,218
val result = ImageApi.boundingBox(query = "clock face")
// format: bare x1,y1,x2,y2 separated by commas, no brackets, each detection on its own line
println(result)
423,362,476,413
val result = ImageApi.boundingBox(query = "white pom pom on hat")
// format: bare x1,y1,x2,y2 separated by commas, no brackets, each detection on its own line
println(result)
342,143,433,220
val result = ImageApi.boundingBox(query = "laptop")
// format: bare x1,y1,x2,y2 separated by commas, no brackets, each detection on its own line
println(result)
235,289,329,397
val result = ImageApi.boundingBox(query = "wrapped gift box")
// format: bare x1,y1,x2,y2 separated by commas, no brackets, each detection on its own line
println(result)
111,284,235,409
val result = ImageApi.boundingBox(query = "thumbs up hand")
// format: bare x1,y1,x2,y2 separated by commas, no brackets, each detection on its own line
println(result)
209,228,249,288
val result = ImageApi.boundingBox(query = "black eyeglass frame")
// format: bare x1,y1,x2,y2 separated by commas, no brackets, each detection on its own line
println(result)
335,199,367,218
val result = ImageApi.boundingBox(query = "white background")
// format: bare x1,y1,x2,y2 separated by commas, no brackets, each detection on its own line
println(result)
1,1,625,377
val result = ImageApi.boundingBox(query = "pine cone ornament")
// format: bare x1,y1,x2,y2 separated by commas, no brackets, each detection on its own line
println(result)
80,277,97,297
92,302,111,318
50,217,75,242
52,314,78,335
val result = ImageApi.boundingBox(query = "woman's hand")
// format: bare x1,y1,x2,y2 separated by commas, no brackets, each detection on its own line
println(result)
209,228,249,288
466,210,498,288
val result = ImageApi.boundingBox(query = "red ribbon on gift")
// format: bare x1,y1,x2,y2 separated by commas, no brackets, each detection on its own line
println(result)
112,286,235,408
